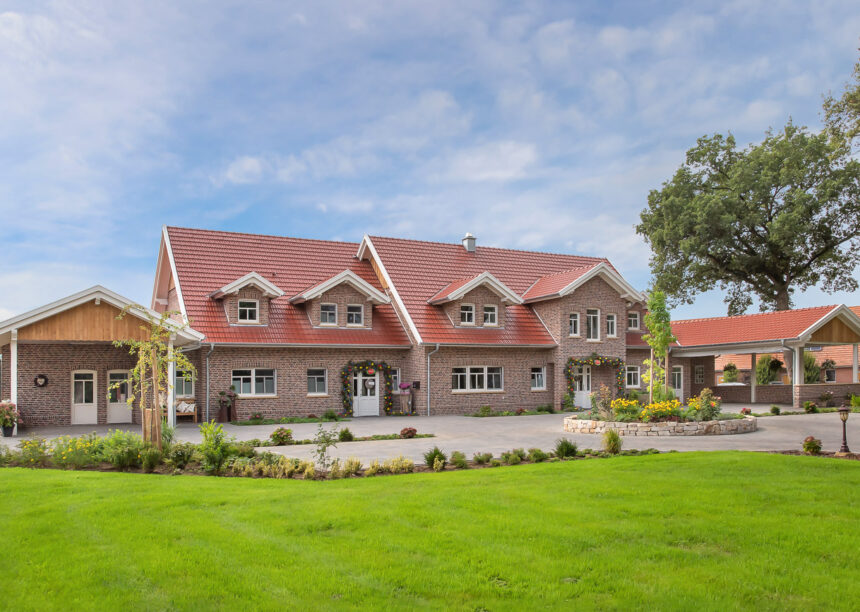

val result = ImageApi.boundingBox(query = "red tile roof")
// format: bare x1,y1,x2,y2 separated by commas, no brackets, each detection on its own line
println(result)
166,227,411,346
715,306,860,368
671,305,839,347
521,265,598,301
369,236,612,345
428,274,483,304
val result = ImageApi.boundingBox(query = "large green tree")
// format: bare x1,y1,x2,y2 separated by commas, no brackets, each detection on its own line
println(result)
637,122,860,314
823,56,860,152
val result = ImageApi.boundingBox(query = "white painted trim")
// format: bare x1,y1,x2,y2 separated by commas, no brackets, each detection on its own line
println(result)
625,365,641,388
585,308,601,341
346,304,364,326
319,303,338,326
523,262,644,304
853,344,858,383
231,367,278,397
357,236,423,344
0,285,204,344
606,313,617,338
289,269,389,305
531,307,558,344
568,312,580,337
459,303,476,326
627,311,640,331
210,271,285,300
10,331,18,426
306,368,328,396
482,304,498,326
150,235,166,310
162,226,189,323
530,366,547,391
451,365,504,392
428,271,523,305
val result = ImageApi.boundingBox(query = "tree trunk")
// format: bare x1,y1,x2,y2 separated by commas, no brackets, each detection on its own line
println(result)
774,288,791,311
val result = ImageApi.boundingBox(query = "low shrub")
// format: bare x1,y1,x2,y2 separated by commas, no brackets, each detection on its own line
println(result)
554,438,577,459
384,455,415,474
501,450,522,465
476,405,494,417
527,447,548,462
639,400,682,422
695,388,721,421
802,436,822,455
338,427,355,442
301,461,316,480
323,409,339,421
343,457,363,476
819,392,834,408
399,427,417,439
51,434,100,469
270,427,293,445
18,438,51,468
166,442,196,469
141,447,163,473
231,441,256,458
851,394,860,408
365,460,382,476
432,457,445,472
199,421,232,475
740,407,752,415
250,412,263,421
535,404,555,414
515,408,527,415
603,429,622,455
489,459,501,467
770,405,781,415
472,452,493,465
562,392,576,412
423,446,447,469
804,401,819,414
450,451,468,469
99,430,144,470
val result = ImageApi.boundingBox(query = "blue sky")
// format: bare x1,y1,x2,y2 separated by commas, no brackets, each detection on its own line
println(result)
1,1,859,321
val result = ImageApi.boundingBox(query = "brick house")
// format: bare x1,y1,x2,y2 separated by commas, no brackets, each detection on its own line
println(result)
5,226,858,428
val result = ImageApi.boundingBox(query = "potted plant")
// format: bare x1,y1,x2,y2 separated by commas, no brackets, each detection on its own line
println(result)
0,400,22,436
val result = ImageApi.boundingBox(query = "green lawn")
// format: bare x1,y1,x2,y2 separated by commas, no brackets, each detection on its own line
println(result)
1,452,858,610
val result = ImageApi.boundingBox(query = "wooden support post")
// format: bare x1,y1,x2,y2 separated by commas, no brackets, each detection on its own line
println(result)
853,344,858,383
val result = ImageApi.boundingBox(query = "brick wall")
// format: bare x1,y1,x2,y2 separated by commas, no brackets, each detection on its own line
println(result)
222,287,271,326
793,383,860,409
206,346,411,420
713,384,793,405
441,286,507,328
426,346,555,415
306,285,374,329
15,342,139,426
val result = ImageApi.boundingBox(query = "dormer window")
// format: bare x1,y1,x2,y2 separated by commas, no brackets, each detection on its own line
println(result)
347,304,364,326
483,305,498,326
460,304,475,325
628,311,640,330
238,300,259,323
320,304,337,325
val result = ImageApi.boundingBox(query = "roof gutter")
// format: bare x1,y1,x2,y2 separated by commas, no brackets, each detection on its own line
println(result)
426,343,441,417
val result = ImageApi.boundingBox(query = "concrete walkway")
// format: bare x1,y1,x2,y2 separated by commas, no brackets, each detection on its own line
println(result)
4,404,858,464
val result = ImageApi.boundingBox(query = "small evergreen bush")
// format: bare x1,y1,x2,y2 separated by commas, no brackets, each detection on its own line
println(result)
141,446,163,473
450,451,468,469
338,427,355,442
603,429,622,455
770,405,781,415
554,438,577,459
527,447,548,462
423,446,447,469
472,452,492,465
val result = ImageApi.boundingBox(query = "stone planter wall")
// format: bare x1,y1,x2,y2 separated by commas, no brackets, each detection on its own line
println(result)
563,416,757,436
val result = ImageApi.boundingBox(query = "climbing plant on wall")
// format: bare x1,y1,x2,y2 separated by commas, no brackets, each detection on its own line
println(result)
340,360,398,415
565,354,625,397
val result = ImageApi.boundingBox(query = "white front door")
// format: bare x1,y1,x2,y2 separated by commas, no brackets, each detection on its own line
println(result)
353,372,380,417
71,371,98,425
107,371,132,424
671,365,684,401
574,366,591,408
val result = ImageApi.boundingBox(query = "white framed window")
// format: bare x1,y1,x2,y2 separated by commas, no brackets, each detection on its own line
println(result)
530,366,546,391
391,368,401,391
73,371,96,404
320,303,337,325
238,300,259,323
108,371,130,403
346,304,363,326
307,369,327,395
606,314,617,338
586,309,600,341
694,365,705,384
569,313,580,337
175,370,194,397
453,366,503,392
483,305,498,326
627,311,640,330
452,367,467,390
626,366,640,388
232,368,277,396
460,304,475,325
671,366,683,393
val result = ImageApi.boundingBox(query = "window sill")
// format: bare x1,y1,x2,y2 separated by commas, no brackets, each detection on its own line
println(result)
586,339,601,343
459,323,476,327
568,334,581,338
237,394,278,399
319,323,338,327
306,393,329,398
452,389,505,394
530,388,547,392
607,335,618,339
346,324,366,328
236,321,260,325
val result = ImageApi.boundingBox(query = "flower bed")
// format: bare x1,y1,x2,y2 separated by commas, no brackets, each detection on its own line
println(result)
563,415,757,436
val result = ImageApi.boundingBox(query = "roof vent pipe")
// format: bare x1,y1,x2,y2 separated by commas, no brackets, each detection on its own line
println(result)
462,232,476,252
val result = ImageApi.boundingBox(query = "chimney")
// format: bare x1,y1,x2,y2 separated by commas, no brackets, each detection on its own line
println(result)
462,232,476,252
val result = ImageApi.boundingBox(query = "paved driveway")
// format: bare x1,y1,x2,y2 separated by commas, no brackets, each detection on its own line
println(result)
4,407,858,463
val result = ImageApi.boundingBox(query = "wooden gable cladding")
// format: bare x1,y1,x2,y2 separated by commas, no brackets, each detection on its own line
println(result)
810,316,860,344
17,301,150,342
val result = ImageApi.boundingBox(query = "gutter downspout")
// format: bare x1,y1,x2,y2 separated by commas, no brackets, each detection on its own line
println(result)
427,343,441,417
205,343,215,422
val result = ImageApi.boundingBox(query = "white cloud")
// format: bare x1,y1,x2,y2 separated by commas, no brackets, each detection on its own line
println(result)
220,156,266,185
432,141,538,182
